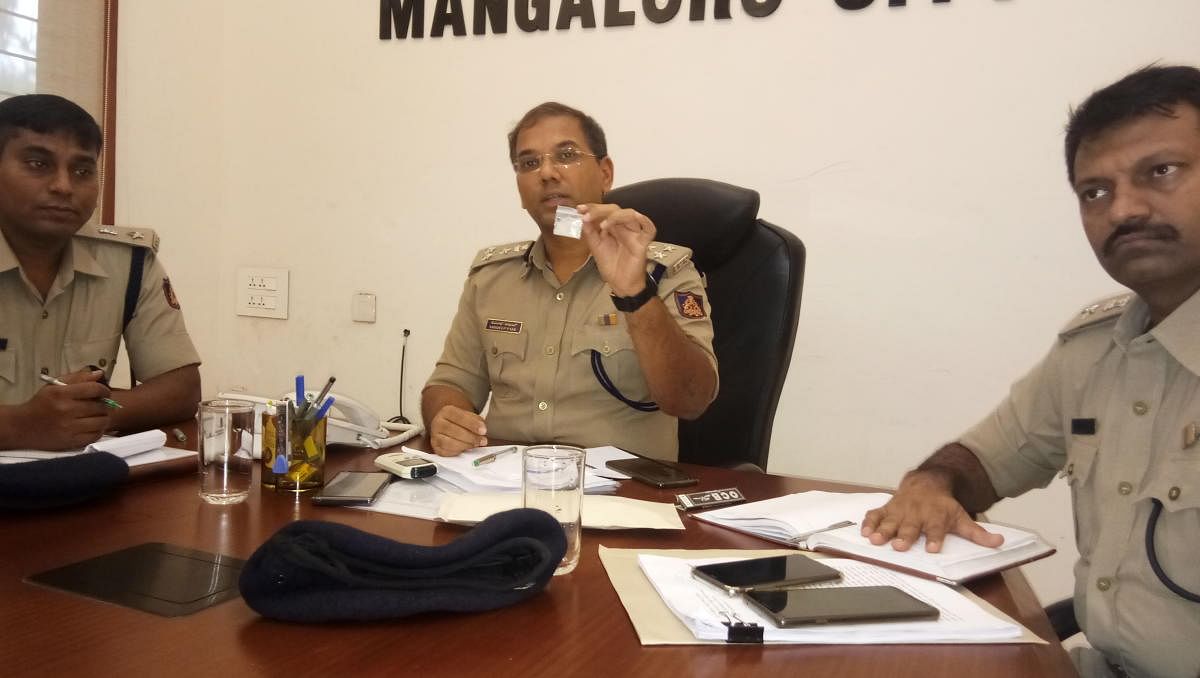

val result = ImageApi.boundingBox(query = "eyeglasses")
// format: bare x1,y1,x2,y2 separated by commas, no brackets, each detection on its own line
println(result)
512,146,599,174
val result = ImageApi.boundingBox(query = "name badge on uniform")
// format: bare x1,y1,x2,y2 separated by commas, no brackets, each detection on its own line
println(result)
1071,418,1096,435
484,318,523,334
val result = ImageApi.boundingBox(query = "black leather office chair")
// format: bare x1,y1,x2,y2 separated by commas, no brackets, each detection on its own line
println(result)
605,178,805,470
1045,598,1080,640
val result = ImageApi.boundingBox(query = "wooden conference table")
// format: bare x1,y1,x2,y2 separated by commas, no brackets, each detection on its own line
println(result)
0,427,1075,677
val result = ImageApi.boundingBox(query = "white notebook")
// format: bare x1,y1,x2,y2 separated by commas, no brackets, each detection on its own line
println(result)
692,491,1055,586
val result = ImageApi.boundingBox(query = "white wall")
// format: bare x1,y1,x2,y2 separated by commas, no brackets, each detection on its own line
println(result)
114,0,1200,603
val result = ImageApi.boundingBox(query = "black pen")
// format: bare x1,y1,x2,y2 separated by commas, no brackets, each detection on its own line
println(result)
307,376,336,420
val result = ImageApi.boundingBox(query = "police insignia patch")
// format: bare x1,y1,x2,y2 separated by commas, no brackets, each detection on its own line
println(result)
163,278,181,309
674,291,706,319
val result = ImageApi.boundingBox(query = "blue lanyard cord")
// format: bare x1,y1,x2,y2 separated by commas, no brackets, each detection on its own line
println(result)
590,350,659,412
589,262,669,414
1145,498,1200,603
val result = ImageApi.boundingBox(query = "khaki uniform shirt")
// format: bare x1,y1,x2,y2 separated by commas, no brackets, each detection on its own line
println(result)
960,290,1200,678
427,237,717,461
0,224,201,405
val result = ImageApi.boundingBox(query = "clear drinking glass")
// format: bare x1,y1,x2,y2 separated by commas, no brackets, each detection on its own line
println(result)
522,445,585,575
197,399,256,504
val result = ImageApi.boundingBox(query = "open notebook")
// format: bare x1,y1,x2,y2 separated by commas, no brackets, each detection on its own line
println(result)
692,491,1055,586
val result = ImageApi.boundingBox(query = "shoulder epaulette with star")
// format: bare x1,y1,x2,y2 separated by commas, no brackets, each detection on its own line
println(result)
75,224,160,253
1059,292,1133,339
470,240,533,271
644,241,694,277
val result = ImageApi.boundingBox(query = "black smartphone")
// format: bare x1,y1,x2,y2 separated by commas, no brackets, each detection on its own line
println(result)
311,471,392,506
744,585,940,627
692,554,842,594
606,457,698,488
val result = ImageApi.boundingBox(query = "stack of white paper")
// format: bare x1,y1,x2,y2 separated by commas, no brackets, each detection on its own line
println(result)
401,445,620,494
0,430,194,467
638,555,1022,644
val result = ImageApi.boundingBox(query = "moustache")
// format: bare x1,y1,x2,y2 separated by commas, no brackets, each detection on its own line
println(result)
1102,221,1179,256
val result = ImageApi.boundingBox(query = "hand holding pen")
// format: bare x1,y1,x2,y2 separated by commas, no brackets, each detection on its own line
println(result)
39,372,123,409
20,370,114,450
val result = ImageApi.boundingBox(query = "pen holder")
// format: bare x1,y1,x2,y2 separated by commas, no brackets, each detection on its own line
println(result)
261,409,327,493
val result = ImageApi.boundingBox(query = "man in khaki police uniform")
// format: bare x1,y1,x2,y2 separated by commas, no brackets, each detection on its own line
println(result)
0,94,200,451
861,66,1200,678
422,102,718,461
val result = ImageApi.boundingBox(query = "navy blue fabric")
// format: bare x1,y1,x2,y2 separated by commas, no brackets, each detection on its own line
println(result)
0,452,129,510
239,508,567,623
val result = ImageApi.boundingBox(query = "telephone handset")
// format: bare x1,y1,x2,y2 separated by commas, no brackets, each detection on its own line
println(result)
216,391,422,449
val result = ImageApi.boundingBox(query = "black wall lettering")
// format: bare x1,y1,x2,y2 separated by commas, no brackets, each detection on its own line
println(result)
432,0,468,36
380,0,425,38
557,0,598,29
834,0,873,9
516,0,551,31
642,0,681,22
741,0,778,17
473,0,508,34
604,0,636,26
688,0,704,20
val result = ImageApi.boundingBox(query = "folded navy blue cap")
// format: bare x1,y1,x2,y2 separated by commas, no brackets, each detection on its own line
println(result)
0,452,129,510
239,508,567,623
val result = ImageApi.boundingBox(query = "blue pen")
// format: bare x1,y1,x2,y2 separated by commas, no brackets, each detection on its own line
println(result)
295,375,305,404
313,396,335,422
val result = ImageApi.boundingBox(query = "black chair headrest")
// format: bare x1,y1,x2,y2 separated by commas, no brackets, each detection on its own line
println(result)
606,178,760,272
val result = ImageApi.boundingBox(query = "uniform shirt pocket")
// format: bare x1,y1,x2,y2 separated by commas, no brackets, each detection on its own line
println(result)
0,350,14,385
1137,462,1200,597
485,331,528,401
1064,438,1101,556
570,327,645,402
63,334,121,378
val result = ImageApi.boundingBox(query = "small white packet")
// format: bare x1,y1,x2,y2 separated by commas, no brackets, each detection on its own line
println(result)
553,205,582,239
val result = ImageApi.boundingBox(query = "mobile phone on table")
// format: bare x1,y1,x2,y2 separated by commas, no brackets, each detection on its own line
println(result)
691,554,842,595
606,457,697,488
744,585,940,627
311,471,392,506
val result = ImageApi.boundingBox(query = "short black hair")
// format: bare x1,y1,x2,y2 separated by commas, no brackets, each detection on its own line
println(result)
507,102,607,163
0,94,102,156
1065,65,1200,184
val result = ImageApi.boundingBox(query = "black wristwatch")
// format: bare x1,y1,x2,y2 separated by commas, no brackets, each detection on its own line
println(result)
611,273,658,313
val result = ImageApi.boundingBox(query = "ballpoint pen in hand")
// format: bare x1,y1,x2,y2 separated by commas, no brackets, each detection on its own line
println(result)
38,372,123,409
473,446,518,467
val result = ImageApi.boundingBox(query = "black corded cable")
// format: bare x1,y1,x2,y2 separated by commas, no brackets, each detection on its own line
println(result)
389,329,412,425
1145,498,1200,603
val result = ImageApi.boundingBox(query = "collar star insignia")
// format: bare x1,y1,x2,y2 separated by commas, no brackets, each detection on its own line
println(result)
661,245,675,253
652,251,666,260
98,227,118,236
129,231,145,240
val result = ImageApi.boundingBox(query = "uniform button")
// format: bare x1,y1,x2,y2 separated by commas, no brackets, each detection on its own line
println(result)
1168,486,1181,501
544,346,555,356
555,292,565,301
537,401,548,411
1132,401,1149,416
98,358,107,367
490,346,498,356
1066,463,1074,476
1117,481,1132,496
41,310,48,319
1096,577,1112,592
602,344,612,356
